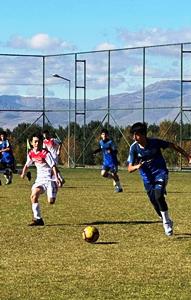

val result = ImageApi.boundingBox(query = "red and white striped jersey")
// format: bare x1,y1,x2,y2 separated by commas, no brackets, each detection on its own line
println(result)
26,148,56,181
43,138,60,163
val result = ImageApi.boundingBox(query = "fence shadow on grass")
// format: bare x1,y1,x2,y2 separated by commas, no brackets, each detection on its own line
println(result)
79,220,161,226
64,185,143,193
93,241,119,245
174,233,191,240
46,223,78,227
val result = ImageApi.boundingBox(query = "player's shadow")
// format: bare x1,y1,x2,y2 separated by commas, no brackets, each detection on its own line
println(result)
46,220,161,227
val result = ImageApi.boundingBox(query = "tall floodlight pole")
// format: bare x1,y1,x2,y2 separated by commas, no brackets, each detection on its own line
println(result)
52,74,71,168
42,57,46,128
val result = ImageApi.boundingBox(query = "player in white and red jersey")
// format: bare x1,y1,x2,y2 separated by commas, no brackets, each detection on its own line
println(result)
43,130,61,164
42,130,65,185
21,133,61,226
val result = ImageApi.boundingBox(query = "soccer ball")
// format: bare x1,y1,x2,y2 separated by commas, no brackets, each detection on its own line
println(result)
82,226,99,243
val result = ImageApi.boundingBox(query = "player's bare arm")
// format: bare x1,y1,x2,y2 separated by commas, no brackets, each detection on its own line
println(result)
0,146,10,153
21,164,28,178
127,162,144,173
169,143,190,162
56,143,61,156
52,165,61,187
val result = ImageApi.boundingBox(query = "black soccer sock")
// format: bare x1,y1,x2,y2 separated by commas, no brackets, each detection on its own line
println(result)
147,189,162,218
154,189,168,212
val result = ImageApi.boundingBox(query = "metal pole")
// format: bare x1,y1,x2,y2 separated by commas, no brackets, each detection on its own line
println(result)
42,56,46,128
180,44,183,170
107,50,111,127
74,54,77,167
143,47,146,123
68,80,71,168
52,74,71,168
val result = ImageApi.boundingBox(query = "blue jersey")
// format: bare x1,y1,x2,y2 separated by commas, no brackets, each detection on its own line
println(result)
99,139,118,167
0,139,15,165
127,138,169,184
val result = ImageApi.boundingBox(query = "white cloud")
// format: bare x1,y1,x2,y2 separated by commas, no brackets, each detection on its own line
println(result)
1,28,191,97
116,27,191,48
30,34,57,49
6,33,76,52
95,42,116,51
4,28,191,54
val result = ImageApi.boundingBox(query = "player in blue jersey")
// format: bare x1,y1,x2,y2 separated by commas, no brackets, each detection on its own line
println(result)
0,131,15,184
127,122,191,236
93,128,123,192
0,131,31,185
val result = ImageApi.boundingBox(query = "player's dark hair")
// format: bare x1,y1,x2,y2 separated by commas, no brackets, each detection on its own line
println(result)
42,129,49,134
29,132,43,142
0,130,7,137
101,128,109,135
130,122,147,136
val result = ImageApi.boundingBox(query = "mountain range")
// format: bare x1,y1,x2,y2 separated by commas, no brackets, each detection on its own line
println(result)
0,80,191,129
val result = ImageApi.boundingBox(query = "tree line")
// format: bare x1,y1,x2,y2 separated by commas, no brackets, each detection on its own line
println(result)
1,120,191,168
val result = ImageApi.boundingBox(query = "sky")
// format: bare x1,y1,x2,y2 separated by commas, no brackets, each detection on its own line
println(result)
0,0,191,101
1,0,191,54
0,0,191,129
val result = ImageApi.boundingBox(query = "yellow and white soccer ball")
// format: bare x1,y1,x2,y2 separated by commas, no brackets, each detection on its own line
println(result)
82,226,99,243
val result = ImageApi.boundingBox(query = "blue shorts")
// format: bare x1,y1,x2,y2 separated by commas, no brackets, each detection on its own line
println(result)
143,173,168,193
0,156,14,166
102,164,118,174
0,161,15,170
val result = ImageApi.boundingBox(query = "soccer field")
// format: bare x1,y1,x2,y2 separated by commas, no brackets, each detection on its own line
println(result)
1,168,191,300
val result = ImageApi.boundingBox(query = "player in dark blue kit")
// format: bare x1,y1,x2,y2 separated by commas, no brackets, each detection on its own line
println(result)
127,122,191,236
0,131,31,185
0,131,15,184
93,128,123,193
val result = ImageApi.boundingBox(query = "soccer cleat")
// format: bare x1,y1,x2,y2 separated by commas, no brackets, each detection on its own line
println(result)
5,178,12,185
58,173,65,186
114,186,123,193
28,218,44,226
26,171,32,181
4,169,12,184
163,220,173,236
61,177,65,185
59,177,65,187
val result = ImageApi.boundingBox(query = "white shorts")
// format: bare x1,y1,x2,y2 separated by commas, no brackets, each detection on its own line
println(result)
32,180,58,199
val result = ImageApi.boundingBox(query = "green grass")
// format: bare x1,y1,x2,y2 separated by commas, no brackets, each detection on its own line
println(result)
1,168,191,300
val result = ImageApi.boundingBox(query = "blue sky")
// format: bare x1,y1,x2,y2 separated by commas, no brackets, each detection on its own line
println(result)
1,0,191,54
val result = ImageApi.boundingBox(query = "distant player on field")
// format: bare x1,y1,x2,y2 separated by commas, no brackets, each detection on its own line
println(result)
0,131,15,185
42,130,65,186
127,122,191,236
0,131,31,185
93,128,123,193
21,133,61,226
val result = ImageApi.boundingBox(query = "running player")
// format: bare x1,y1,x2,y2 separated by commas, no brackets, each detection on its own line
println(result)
0,131,31,184
0,131,15,184
21,133,61,226
127,122,191,236
93,128,123,193
42,130,65,185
